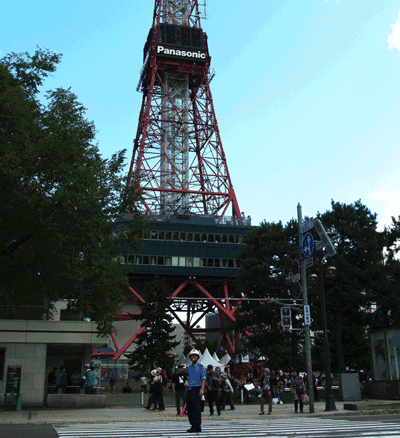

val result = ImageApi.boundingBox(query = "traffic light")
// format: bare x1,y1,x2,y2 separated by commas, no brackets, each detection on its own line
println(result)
280,307,291,329
314,219,336,257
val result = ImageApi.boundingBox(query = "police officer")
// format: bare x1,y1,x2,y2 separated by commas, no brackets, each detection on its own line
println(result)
186,349,206,433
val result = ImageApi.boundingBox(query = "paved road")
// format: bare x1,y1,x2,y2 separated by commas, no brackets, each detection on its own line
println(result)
52,417,400,438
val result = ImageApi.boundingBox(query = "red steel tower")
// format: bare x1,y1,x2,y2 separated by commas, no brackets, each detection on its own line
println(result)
94,1,250,362
128,0,242,223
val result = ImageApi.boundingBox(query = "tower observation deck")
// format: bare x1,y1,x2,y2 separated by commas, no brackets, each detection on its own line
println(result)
98,1,252,361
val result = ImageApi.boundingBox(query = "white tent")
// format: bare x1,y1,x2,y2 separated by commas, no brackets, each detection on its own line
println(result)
212,352,220,362
198,348,224,370
219,353,231,366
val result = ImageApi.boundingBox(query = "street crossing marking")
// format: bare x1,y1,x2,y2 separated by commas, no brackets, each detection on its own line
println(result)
54,418,400,438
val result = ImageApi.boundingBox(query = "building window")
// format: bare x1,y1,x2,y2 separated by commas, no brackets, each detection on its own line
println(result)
193,257,200,267
186,257,193,267
0,349,5,381
229,235,235,244
194,233,200,242
235,259,241,268
201,233,207,243
179,256,185,266
180,232,186,241
127,254,135,264
150,256,157,265
172,256,179,266
150,231,158,239
215,234,221,243
159,231,165,240
214,259,220,268
165,257,172,266
136,255,142,264
208,234,214,243
222,234,228,243
207,258,214,268
144,230,150,239
166,232,172,240
143,256,150,265
236,235,242,244
187,233,193,242
228,259,234,268
172,232,179,241
200,258,207,267
221,259,228,268
158,256,164,265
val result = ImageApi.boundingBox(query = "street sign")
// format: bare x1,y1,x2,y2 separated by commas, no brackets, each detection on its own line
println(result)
285,273,300,284
302,217,314,233
304,257,313,268
293,281,302,299
304,305,311,326
293,282,301,299
315,240,324,251
302,232,314,258
291,259,300,276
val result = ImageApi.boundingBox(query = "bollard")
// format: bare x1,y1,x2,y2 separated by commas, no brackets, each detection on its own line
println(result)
141,391,144,407
16,394,22,412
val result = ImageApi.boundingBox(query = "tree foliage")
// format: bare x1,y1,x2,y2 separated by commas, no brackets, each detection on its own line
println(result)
234,200,400,373
0,48,144,334
126,277,179,378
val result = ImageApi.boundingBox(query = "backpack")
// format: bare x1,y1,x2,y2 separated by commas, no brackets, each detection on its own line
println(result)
229,376,238,390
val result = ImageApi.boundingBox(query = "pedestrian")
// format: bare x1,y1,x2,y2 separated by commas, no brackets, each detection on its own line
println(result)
206,364,221,416
55,366,68,394
220,372,235,410
145,370,159,410
291,370,305,413
172,364,187,416
90,365,99,394
47,367,57,394
82,364,95,394
273,371,284,404
140,375,148,394
70,367,81,393
186,349,206,433
259,368,272,415
109,374,116,394
155,367,166,410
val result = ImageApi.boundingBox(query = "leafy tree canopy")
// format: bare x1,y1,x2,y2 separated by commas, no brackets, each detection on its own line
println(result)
0,48,144,335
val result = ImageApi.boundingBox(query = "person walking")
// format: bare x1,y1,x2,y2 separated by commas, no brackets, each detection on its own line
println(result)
206,364,221,416
259,368,272,415
291,370,305,413
186,349,206,433
145,369,159,410
273,371,284,404
109,374,116,394
220,372,235,410
172,364,187,416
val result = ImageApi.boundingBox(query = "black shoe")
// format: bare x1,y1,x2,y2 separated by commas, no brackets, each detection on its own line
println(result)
176,413,180,416
230,407,235,410
145,406,150,410
187,427,201,433
218,411,221,416
209,412,214,416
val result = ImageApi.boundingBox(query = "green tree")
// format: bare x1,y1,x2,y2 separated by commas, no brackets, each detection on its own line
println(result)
233,220,300,369
0,48,144,334
126,277,179,378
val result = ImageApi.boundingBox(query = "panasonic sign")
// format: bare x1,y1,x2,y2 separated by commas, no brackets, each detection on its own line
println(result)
157,45,207,61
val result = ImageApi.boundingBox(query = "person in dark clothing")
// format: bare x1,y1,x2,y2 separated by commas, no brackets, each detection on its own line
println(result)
47,367,57,394
145,370,159,410
206,364,221,416
172,364,187,416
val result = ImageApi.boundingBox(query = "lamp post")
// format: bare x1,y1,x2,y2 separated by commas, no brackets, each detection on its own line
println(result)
315,260,337,411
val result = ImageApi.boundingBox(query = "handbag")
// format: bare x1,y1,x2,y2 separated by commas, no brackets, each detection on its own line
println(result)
301,394,309,405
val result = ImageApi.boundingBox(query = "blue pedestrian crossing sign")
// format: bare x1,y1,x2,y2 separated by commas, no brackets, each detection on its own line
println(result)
302,232,314,259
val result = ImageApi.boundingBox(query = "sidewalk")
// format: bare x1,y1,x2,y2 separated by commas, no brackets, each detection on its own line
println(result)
1,400,400,425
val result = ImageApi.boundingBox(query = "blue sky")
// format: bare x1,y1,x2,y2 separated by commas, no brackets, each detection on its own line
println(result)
2,0,400,229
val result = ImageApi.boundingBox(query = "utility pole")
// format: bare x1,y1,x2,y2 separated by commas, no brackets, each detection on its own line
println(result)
297,203,314,413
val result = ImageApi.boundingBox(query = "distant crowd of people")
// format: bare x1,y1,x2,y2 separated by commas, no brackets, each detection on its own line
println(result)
47,364,100,394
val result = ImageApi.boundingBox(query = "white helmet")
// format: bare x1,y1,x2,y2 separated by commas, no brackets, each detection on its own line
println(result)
189,349,200,358
151,369,157,376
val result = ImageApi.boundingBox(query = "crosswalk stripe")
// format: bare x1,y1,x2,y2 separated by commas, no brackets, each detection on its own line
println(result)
54,418,400,438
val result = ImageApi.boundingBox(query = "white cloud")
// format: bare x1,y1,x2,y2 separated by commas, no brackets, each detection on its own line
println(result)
369,189,400,230
388,12,400,52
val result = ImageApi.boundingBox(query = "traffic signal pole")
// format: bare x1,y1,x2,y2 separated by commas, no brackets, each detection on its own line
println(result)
297,203,315,413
